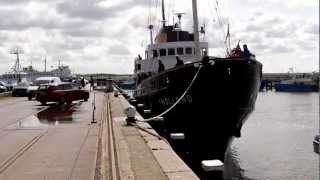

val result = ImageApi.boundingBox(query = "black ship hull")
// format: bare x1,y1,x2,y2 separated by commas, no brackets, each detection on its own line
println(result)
135,57,262,162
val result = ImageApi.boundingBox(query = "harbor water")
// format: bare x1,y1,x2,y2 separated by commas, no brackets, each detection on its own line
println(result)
224,92,319,180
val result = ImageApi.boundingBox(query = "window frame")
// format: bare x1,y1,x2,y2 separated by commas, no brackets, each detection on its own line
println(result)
168,48,175,56
177,47,184,55
153,50,158,58
186,47,193,55
159,49,166,56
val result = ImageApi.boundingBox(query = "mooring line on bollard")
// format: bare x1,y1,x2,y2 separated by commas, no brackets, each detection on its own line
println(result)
143,64,203,122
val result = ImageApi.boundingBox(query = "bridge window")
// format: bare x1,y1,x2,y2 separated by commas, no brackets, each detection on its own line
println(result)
153,50,158,58
160,49,166,56
168,48,175,55
186,47,192,55
177,47,184,55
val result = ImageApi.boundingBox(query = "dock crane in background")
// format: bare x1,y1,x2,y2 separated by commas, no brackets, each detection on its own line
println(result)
9,47,24,83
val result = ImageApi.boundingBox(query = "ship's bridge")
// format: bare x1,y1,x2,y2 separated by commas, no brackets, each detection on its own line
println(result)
135,40,208,77
145,41,208,60
144,25,208,60
135,24,209,78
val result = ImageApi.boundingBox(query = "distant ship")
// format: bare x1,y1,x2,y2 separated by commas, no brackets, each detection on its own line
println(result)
274,78,318,92
0,65,72,84
133,0,262,164
1,47,72,84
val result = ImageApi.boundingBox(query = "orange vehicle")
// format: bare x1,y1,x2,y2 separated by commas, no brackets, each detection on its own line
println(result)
36,82,89,105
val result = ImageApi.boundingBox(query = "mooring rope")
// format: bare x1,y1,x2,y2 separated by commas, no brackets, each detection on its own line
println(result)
142,64,203,122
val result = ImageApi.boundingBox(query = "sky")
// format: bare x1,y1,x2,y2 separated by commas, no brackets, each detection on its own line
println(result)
0,0,318,74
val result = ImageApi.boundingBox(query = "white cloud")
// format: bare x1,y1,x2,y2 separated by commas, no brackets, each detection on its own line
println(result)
108,44,131,55
0,0,318,75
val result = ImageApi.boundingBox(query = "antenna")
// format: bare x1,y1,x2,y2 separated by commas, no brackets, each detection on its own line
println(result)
200,23,206,34
172,10,175,25
161,0,166,27
44,56,47,72
192,0,200,58
174,12,185,30
9,46,24,73
148,25,154,45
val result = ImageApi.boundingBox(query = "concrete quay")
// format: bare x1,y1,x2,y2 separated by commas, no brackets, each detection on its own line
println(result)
106,93,199,180
0,91,198,180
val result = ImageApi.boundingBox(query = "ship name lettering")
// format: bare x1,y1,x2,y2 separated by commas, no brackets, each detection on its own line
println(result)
158,95,193,106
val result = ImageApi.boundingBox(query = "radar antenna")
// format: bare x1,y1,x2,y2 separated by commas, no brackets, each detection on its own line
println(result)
148,25,154,45
174,12,185,30
161,0,166,27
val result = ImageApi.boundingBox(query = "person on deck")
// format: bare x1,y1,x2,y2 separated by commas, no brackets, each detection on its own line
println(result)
233,44,243,57
158,60,165,73
229,42,243,58
243,44,255,59
138,54,142,60
202,55,210,65
175,56,184,67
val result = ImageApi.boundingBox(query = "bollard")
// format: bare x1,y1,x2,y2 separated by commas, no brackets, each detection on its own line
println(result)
123,106,136,125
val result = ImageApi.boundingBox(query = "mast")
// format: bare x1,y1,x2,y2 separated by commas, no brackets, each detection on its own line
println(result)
148,25,154,45
161,0,166,27
192,0,200,58
44,56,47,72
